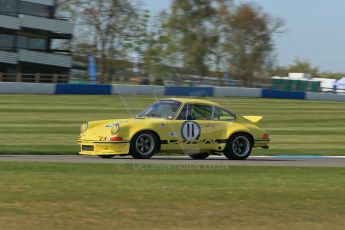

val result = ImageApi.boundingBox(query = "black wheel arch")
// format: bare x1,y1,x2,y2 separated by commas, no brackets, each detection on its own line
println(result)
131,130,162,152
228,132,254,146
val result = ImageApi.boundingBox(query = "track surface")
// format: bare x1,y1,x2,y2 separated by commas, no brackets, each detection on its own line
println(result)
0,155,344,167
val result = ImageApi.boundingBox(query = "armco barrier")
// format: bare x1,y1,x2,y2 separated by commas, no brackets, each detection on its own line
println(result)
0,82,55,94
0,82,345,102
262,89,306,100
306,92,345,102
214,87,262,97
112,84,164,95
55,84,112,95
165,86,214,96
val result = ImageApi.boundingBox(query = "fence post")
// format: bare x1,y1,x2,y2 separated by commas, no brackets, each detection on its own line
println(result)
53,74,58,83
85,74,89,84
35,73,40,83
16,73,22,82
65,74,70,83
0,73,3,82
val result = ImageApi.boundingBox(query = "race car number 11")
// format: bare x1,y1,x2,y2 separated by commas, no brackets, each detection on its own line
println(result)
182,121,200,141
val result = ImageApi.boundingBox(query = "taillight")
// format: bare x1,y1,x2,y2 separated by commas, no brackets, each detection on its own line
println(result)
263,133,269,139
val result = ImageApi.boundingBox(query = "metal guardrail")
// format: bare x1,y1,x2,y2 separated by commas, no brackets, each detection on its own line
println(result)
0,73,343,94
0,73,137,84
0,72,272,88
0,73,70,83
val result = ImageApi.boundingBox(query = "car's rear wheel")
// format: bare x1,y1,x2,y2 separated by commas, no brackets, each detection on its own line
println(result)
188,153,210,159
98,155,115,159
224,134,252,160
130,132,157,159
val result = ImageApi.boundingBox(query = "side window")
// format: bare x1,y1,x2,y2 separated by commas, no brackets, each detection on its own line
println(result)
214,107,236,121
189,104,212,120
176,105,188,120
176,104,213,120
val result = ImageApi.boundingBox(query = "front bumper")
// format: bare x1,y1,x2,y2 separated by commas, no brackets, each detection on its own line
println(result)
78,140,130,155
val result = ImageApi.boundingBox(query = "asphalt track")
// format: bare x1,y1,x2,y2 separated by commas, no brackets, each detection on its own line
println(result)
0,155,344,167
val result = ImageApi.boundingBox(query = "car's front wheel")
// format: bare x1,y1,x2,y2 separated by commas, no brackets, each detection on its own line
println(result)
130,132,158,159
224,134,252,160
188,153,210,159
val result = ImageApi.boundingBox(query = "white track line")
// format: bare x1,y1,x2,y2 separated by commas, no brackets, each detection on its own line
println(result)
252,156,345,159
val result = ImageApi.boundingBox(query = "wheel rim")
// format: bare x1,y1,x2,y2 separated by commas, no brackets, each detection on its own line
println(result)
136,134,154,155
232,136,250,157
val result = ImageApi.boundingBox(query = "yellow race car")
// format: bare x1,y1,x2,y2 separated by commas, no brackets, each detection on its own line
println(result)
78,98,269,160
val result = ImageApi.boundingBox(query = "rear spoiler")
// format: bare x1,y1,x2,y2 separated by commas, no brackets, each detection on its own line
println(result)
243,116,263,124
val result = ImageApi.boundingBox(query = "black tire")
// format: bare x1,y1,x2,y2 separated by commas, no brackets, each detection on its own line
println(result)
224,133,252,160
188,153,210,159
130,132,158,159
98,155,115,159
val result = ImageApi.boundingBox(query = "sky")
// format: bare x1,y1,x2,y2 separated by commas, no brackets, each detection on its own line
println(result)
144,0,345,72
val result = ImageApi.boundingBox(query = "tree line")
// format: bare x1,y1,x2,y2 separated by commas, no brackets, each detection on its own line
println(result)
271,59,344,79
57,0,290,84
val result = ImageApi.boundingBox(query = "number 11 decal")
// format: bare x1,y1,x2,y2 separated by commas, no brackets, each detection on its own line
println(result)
182,121,200,141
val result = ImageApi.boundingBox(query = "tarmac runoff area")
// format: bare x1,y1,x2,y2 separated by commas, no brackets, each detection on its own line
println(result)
0,155,344,167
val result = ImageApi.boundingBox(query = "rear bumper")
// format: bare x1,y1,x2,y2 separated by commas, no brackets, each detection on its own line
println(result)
253,139,270,148
78,140,130,155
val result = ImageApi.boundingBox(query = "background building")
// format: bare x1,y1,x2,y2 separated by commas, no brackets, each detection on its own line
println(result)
0,0,73,80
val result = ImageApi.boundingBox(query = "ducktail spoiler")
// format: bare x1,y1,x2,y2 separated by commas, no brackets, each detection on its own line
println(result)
243,116,263,123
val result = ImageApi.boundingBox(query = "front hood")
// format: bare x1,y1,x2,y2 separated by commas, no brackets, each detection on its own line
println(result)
80,117,165,141
80,118,128,141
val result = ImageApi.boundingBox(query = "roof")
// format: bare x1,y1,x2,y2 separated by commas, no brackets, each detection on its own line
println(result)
159,98,221,106
335,77,345,86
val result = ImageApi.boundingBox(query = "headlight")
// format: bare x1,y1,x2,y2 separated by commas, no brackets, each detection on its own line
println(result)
111,123,120,135
80,122,88,133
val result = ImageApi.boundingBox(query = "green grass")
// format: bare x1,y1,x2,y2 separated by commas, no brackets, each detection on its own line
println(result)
0,94,344,155
0,162,344,230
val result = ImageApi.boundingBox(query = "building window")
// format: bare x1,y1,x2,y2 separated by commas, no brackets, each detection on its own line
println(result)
51,39,70,52
17,36,47,50
0,34,15,50
0,0,18,16
19,1,51,18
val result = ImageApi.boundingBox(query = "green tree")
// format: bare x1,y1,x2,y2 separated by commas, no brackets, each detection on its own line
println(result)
271,58,344,79
271,58,319,77
224,3,284,84
142,11,174,83
123,9,151,73
57,0,286,85
58,0,137,81
207,0,234,77
288,59,319,76
165,0,219,77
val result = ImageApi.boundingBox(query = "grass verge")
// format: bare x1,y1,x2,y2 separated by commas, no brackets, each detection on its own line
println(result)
0,162,344,230
0,94,344,155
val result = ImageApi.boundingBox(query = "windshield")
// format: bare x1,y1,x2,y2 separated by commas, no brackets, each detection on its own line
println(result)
139,100,181,119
